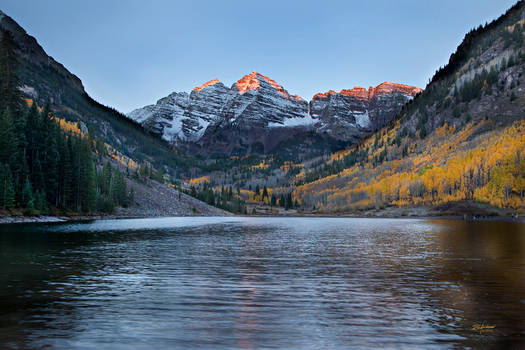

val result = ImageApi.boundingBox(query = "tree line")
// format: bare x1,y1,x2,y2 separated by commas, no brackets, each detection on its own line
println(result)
187,183,247,214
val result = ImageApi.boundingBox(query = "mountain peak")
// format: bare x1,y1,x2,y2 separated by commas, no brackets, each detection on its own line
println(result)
193,78,221,92
313,82,422,100
235,72,260,94
371,82,422,97
312,90,338,99
234,71,301,100
340,86,369,100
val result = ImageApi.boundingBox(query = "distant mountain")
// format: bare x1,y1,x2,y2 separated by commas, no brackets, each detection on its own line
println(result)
310,83,422,141
0,9,189,175
128,72,420,158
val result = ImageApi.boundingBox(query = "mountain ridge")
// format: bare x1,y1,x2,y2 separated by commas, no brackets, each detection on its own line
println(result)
128,71,421,157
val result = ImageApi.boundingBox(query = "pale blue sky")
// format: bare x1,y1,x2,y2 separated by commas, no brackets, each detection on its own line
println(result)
1,0,518,113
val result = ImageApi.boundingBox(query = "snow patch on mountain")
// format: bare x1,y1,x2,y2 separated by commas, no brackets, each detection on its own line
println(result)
354,111,370,128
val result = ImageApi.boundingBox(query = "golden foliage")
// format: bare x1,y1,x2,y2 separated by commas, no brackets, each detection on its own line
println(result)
296,120,525,212
104,144,139,170
188,176,210,186
251,161,269,170
53,117,84,137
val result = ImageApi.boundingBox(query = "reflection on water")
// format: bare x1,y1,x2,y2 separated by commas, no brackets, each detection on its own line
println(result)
0,217,524,349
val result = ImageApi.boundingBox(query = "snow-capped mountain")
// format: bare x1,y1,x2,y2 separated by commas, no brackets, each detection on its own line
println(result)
127,72,421,156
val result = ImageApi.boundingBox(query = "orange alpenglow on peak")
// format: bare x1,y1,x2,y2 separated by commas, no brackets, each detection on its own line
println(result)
313,83,422,100
235,71,302,100
340,86,369,100
235,72,261,94
312,90,338,99
193,78,221,92
371,82,422,97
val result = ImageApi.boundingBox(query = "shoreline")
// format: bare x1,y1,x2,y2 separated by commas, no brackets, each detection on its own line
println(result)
1,212,523,225
0,212,231,225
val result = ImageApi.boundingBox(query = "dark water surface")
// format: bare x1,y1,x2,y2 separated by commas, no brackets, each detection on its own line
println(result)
0,217,524,349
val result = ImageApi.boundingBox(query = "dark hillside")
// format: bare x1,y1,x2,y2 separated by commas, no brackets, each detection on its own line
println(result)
0,10,191,176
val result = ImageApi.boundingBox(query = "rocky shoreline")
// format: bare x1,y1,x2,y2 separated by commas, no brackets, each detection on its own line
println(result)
1,211,522,225
0,212,232,225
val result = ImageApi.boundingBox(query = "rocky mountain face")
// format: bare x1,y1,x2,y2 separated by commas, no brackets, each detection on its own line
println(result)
128,73,421,157
310,83,422,141
129,72,312,144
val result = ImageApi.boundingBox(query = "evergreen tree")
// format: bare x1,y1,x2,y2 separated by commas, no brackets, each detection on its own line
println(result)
21,177,33,209
44,123,60,205
0,164,16,209
0,108,18,169
62,137,74,208
25,103,39,175
0,30,22,114
110,167,128,207
101,162,112,195
154,167,164,183
78,138,96,212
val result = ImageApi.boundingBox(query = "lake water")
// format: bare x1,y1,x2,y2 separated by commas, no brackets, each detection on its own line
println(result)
0,217,524,349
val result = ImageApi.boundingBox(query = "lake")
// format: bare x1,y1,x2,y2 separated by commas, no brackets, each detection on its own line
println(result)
0,217,524,349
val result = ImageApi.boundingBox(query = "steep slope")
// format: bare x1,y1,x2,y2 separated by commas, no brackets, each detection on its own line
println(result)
0,9,190,176
292,1,525,215
194,72,314,156
128,72,420,158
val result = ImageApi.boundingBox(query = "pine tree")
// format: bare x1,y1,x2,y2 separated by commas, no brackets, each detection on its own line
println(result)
154,167,164,183
0,164,16,209
25,103,39,175
21,177,33,209
61,137,73,208
128,187,135,206
0,30,22,114
77,138,96,212
44,124,60,205
0,108,18,170
110,167,127,207
102,162,112,195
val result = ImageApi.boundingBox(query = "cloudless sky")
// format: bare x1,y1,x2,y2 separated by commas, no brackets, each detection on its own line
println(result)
1,0,518,113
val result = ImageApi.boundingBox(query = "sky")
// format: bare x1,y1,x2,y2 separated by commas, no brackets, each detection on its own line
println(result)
1,0,518,113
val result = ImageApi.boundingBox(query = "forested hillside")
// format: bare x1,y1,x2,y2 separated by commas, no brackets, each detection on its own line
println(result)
290,1,525,216
0,10,194,179
0,30,133,214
